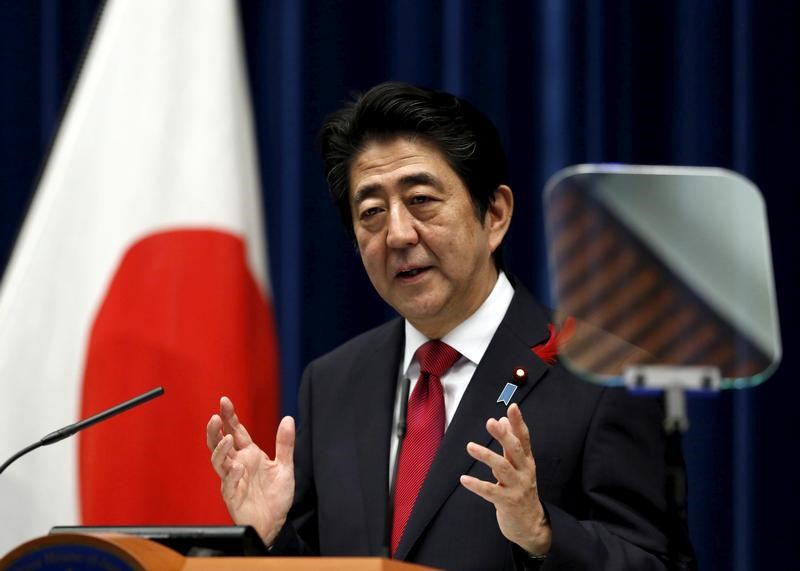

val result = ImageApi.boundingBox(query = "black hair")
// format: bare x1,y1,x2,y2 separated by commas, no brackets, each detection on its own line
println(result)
319,82,509,267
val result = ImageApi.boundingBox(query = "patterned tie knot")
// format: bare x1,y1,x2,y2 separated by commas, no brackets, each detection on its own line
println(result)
416,340,460,378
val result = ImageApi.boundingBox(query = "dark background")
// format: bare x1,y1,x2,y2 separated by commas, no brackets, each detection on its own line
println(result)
1,1,798,568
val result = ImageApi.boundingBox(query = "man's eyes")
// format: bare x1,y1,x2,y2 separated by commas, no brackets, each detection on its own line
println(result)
360,206,383,219
409,194,436,206
358,195,436,221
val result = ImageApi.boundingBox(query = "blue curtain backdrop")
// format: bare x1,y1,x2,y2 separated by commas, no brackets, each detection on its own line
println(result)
1,1,798,568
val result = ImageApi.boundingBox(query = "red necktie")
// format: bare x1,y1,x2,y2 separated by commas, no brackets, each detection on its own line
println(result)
391,340,461,555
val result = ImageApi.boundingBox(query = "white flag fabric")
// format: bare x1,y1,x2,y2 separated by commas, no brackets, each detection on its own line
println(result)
0,0,279,553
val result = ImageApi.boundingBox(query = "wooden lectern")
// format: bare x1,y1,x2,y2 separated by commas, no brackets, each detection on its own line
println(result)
0,533,439,570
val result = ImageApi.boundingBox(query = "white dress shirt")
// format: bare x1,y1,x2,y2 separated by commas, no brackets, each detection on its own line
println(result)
389,272,515,486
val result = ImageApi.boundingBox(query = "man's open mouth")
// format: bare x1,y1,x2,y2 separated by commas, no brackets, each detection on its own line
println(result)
396,267,430,278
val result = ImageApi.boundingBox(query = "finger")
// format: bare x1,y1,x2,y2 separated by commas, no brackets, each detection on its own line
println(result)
507,404,533,457
466,441,516,484
459,474,501,504
486,417,526,469
221,460,245,502
220,396,254,448
210,433,235,479
206,414,224,452
274,416,296,466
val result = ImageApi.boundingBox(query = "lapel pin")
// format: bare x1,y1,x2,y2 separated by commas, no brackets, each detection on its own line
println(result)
513,367,527,384
497,382,518,406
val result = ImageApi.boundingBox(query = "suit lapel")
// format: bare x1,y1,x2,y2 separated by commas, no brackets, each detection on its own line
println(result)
394,284,553,559
352,318,405,554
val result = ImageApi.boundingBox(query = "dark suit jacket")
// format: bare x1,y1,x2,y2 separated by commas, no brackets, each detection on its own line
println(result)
274,282,693,570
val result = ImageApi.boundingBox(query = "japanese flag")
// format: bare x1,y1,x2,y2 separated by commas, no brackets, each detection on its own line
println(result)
0,0,279,553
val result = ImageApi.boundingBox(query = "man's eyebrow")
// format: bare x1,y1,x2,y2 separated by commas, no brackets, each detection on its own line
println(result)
398,172,441,190
352,184,381,205
352,172,442,205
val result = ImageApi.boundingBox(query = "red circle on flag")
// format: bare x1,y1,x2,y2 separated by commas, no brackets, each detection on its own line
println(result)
78,229,279,525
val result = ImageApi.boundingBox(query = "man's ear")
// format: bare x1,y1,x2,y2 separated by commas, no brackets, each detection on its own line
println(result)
486,185,513,253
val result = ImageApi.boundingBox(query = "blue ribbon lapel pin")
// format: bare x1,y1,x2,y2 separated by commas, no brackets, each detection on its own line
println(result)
497,382,518,406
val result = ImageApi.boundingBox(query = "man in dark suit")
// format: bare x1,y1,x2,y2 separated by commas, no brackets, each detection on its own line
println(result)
207,82,693,569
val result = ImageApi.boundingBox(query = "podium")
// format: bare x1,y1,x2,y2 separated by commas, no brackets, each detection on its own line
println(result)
0,533,437,570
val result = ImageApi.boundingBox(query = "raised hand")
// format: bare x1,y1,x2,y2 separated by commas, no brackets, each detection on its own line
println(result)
206,396,296,546
459,403,551,556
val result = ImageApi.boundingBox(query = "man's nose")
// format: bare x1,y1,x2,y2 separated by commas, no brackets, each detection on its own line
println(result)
385,207,418,248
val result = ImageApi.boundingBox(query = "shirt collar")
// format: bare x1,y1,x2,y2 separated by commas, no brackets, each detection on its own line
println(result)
402,272,515,375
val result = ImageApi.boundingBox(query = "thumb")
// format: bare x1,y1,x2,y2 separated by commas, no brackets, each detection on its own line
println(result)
275,416,296,465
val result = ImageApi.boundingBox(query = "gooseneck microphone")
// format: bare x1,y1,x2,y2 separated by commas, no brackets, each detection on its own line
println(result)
0,386,165,475
383,376,411,557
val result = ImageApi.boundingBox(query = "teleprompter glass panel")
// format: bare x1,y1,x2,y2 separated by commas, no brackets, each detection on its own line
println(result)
543,165,781,389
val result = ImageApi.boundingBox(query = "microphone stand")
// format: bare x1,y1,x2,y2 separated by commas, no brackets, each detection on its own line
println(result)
0,386,165,475
382,377,411,557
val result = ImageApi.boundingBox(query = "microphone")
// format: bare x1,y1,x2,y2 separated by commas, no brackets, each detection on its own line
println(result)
0,386,165,475
383,376,411,557
395,377,411,441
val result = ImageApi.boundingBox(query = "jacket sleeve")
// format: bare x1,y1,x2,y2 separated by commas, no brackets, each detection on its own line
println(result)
270,363,320,555
539,387,695,570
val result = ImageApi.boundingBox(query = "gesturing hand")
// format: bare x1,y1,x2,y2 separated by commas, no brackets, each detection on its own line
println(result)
206,396,295,546
459,403,551,556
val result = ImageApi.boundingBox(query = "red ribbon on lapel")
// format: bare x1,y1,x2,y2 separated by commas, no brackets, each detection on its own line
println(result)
531,316,575,365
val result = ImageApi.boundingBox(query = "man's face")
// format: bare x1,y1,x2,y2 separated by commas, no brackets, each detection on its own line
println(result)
349,137,510,338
